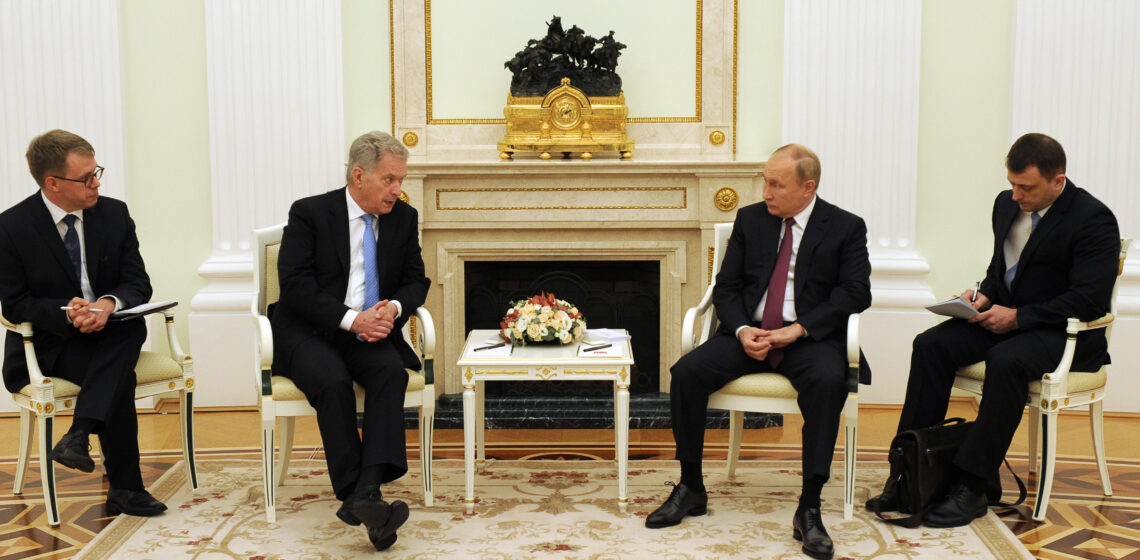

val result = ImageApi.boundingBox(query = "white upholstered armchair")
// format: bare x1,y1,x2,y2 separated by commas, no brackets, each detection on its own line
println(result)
251,223,436,523
680,222,862,520
1,307,197,526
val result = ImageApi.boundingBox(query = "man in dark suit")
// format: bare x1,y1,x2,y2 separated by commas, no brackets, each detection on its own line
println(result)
271,131,429,551
647,144,871,560
0,129,166,516
867,133,1120,527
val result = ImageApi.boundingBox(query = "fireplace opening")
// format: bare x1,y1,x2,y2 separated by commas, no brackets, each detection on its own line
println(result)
464,260,660,397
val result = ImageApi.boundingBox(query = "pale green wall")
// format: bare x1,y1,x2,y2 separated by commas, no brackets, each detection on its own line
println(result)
113,0,1021,349
916,0,1016,299
344,0,392,141
120,0,212,347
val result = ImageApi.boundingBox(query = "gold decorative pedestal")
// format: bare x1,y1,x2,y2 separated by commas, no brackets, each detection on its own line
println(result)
498,78,634,160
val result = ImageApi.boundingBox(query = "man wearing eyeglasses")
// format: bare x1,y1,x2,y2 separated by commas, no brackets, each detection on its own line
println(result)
0,130,164,517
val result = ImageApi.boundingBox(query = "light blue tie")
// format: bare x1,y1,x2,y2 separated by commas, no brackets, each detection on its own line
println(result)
362,214,380,310
1004,211,1041,290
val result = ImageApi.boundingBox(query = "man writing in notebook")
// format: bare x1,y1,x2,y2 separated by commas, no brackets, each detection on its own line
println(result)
866,133,1120,527
0,129,165,517
647,144,871,560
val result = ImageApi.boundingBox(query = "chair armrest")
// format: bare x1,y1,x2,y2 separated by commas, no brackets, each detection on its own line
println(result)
681,284,716,355
414,307,436,355
414,307,436,385
0,311,49,387
1040,314,1114,398
845,313,861,394
159,311,190,363
253,314,274,397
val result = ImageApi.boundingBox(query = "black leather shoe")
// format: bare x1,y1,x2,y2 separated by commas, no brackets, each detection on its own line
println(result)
645,482,708,529
792,506,834,560
50,431,94,473
865,477,902,513
924,482,987,528
367,500,409,551
336,488,391,528
106,488,167,517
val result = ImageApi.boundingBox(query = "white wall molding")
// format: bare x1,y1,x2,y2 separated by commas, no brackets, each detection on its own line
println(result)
193,0,345,406
782,0,931,309
0,0,128,207
1010,0,1140,315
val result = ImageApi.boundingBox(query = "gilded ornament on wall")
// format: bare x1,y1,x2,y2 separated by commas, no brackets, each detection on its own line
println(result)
713,187,739,211
402,131,419,147
709,130,726,146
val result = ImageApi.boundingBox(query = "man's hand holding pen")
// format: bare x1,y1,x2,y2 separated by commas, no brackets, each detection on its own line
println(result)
65,296,115,333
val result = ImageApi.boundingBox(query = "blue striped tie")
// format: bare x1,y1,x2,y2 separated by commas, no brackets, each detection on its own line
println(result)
362,214,380,310
61,214,82,284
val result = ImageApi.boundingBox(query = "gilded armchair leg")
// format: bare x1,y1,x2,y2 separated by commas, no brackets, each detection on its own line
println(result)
726,410,744,477
421,400,435,507
262,422,277,524
38,415,60,526
1027,410,1040,475
1033,411,1059,521
1090,400,1112,496
181,391,198,490
14,409,32,494
843,395,858,521
276,416,296,487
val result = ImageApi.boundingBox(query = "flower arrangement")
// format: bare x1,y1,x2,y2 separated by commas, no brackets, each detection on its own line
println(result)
500,292,587,346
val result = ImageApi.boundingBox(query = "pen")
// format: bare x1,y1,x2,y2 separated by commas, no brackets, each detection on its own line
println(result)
583,343,612,352
473,342,507,352
60,306,104,312
971,281,980,303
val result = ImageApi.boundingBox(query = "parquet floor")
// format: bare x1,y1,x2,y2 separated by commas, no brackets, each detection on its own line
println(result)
0,400,1137,559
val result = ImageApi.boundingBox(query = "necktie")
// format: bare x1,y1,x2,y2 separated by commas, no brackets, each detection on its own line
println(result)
1004,211,1041,290
761,218,795,367
61,214,82,284
362,214,380,310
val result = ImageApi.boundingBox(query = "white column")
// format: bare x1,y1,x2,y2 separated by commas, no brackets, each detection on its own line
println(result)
193,0,345,406
0,0,128,206
782,0,931,309
1010,0,1140,314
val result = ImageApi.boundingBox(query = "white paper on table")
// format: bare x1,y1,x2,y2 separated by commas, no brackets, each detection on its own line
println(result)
468,342,513,357
584,328,632,343
577,343,626,358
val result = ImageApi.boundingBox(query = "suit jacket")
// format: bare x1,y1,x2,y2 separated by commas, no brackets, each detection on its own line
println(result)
713,197,873,383
977,180,1119,367
270,187,430,374
0,193,152,393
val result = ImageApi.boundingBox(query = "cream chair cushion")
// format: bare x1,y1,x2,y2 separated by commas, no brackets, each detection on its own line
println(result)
265,243,281,307
958,362,1107,394
716,373,799,399
16,350,183,399
270,370,427,402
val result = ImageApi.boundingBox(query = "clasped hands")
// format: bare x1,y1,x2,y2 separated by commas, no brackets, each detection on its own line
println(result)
351,300,399,342
67,297,115,334
962,289,1018,334
737,323,806,361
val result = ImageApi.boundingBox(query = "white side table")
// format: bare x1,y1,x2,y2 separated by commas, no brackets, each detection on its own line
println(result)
456,329,635,513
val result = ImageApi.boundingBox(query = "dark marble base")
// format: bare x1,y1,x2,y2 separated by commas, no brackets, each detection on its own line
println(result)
402,392,782,430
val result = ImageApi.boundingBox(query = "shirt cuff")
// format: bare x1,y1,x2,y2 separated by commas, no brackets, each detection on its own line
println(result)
98,295,122,312
391,300,402,318
340,309,359,332
734,325,747,337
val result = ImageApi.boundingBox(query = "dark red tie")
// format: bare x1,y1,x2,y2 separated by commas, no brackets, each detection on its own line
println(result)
761,218,795,367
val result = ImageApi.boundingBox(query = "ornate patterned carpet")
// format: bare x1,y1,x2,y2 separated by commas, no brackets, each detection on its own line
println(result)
74,458,1029,559
0,445,1137,558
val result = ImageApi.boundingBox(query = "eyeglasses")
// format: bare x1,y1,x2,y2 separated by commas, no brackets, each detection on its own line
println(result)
51,166,104,188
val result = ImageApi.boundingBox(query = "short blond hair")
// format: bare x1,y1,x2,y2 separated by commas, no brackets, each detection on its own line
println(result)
772,143,821,186
27,130,94,188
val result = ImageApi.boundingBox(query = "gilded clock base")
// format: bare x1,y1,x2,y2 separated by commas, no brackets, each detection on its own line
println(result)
498,78,634,161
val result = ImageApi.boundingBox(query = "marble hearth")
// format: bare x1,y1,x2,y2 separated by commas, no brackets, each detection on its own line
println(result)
403,159,765,396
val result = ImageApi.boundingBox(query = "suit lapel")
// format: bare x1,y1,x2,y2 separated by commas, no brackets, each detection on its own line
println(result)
29,195,82,292
329,189,350,276
82,205,102,286
794,198,831,296
1013,180,1075,288
375,211,398,294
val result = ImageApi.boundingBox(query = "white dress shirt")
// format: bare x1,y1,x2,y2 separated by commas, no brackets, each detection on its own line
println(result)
41,192,123,314
339,189,401,331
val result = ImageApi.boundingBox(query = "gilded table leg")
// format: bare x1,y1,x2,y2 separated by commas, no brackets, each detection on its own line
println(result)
616,381,630,512
464,382,476,514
